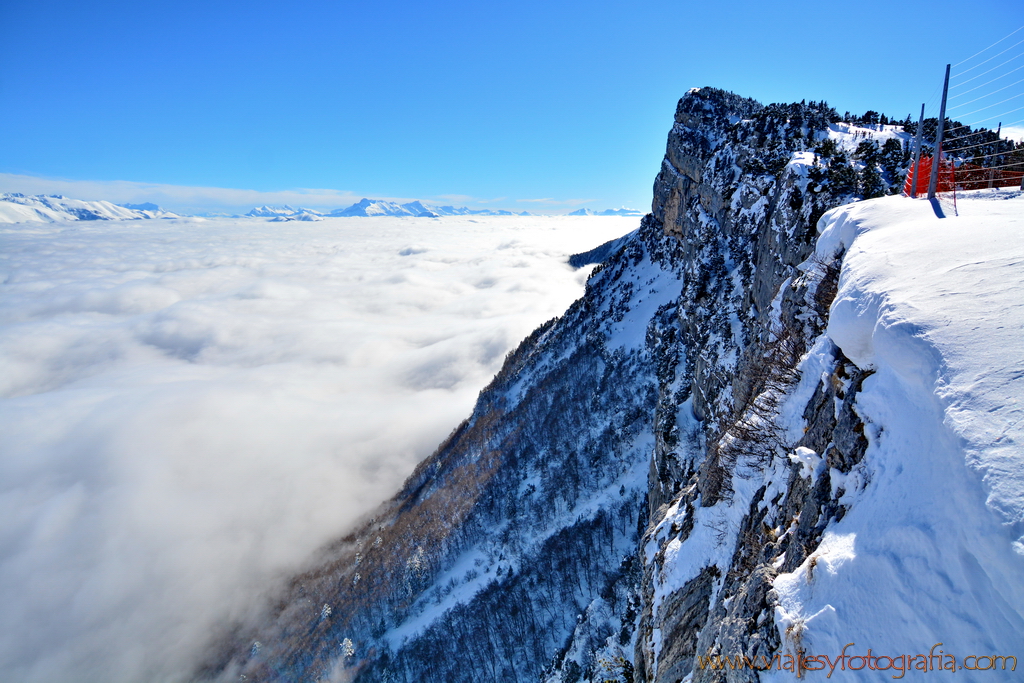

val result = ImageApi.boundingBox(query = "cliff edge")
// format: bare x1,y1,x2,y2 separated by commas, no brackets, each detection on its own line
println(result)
197,88,1024,683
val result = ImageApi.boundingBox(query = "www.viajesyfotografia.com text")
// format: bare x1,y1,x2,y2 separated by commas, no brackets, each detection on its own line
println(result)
695,643,1017,678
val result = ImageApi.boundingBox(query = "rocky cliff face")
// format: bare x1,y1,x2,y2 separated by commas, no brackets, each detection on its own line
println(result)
631,90,871,683
198,88,909,683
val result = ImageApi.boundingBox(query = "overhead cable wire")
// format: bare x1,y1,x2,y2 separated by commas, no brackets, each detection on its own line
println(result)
946,132,1016,148
946,122,978,134
952,24,1024,67
965,103,1024,125
949,76,1024,110
998,117,1024,129
951,52,1024,89
952,149,1016,161
956,95,1024,120
953,160,1024,172
943,119,1024,142
945,111,1024,135
952,37,1024,79
950,63,1024,99
944,139,1016,154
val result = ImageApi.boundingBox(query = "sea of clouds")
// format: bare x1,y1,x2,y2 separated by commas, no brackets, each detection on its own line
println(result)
0,214,635,682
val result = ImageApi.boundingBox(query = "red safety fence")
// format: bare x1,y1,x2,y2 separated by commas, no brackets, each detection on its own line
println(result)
953,161,1024,190
903,156,955,196
905,155,1024,196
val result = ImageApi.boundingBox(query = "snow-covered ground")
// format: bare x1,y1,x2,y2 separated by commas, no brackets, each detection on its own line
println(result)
0,214,635,683
642,189,1024,681
771,189,1024,678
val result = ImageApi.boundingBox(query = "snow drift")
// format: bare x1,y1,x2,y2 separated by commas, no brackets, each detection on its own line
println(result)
770,192,1024,674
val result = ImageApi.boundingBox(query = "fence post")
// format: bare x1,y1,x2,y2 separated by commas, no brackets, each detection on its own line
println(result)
910,103,925,198
928,64,951,200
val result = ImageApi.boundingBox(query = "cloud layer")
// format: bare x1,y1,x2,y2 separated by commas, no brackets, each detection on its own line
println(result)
0,214,636,682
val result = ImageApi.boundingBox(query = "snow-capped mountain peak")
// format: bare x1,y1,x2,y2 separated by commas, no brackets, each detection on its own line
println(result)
0,193,178,223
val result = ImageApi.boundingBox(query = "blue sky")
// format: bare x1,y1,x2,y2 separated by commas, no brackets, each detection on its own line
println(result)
1,0,1021,214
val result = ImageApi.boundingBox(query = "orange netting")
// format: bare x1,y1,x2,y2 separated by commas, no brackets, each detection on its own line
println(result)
903,155,955,196
952,161,1024,191
905,155,1024,196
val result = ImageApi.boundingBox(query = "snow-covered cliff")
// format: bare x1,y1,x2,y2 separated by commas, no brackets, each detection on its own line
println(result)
197,88,1023,683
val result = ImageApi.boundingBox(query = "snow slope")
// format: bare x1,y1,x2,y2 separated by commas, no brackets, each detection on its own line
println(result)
770,190,1024,677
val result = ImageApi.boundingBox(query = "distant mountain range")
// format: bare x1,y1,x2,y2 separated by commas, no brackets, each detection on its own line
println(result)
247,199,535,219
0,193,179,224
247,199,644,219
0,192,642,224
567,207,643,216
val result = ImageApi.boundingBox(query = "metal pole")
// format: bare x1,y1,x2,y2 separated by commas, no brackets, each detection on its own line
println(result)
928,64,951,199
910,103,925,197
